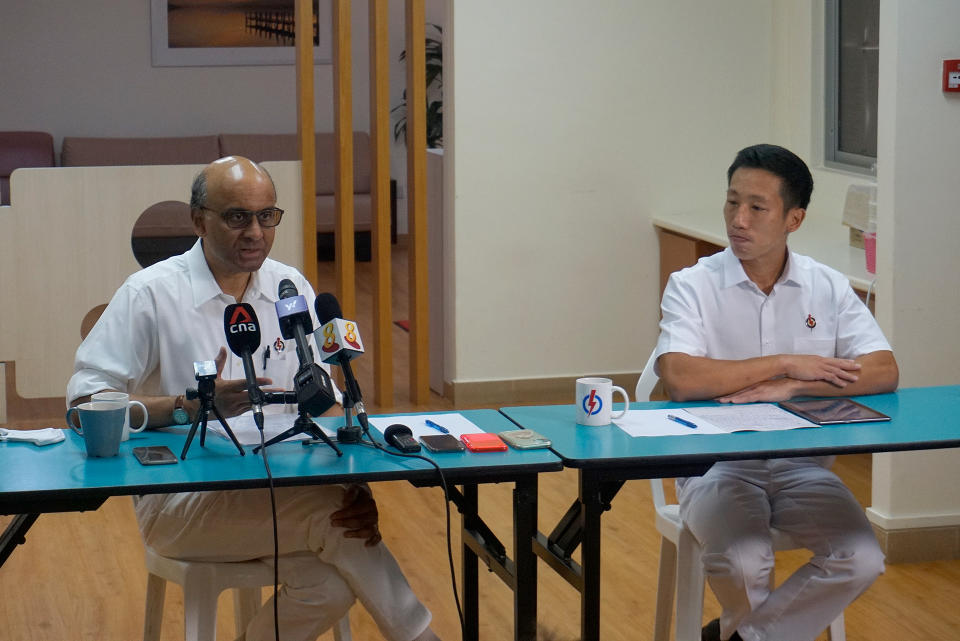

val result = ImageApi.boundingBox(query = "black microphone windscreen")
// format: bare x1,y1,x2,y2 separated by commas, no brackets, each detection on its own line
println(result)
224,303,262,356
314,292,342,324
278,278,298,300
384,423,420,453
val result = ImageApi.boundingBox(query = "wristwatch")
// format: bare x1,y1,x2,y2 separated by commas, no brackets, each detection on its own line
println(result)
172,394,190,425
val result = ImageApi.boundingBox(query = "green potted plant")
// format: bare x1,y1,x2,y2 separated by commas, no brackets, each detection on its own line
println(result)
392,24,442,148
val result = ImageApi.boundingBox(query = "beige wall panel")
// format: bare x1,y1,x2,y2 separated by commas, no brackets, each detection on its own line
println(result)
0,162,303,399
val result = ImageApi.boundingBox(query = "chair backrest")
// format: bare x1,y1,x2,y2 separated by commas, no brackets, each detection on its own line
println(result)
635,349,659,403
636,349,670,509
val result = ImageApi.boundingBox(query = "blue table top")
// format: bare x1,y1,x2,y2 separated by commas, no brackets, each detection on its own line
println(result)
0,409,561,514
501,386,960,471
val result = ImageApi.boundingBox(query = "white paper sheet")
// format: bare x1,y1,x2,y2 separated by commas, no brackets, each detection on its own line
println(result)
208,412,336,446
613,404,817,437
613,409,726,437
367,413,484,440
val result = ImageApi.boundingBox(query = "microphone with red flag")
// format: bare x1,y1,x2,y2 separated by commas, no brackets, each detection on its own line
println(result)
223,303,266,429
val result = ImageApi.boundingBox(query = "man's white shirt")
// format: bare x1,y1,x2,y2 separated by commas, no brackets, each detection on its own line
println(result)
67,240,336,410
654,247,890,369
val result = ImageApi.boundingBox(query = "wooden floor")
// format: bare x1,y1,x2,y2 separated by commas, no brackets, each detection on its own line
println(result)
3,244,960,640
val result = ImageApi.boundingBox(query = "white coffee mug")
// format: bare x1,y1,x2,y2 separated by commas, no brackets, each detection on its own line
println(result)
575,377,629,426
91,391,148,441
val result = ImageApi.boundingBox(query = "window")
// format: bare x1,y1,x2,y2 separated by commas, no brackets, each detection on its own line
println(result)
824,0,879,172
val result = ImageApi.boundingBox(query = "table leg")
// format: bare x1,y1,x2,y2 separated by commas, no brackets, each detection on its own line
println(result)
579,470,603,641
0,513,39,567
461,483,480,641
513,475,538,641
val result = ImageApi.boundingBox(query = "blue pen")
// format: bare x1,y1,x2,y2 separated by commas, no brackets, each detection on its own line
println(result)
667,414,698,429
425,419,449,434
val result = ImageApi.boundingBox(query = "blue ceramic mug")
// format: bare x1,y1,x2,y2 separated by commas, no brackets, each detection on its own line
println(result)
65,401,126,457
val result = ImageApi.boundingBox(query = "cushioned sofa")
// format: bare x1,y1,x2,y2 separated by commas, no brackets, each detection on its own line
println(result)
0,131,56,206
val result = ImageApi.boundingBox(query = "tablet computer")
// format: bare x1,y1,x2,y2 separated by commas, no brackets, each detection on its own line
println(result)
777,398,890,425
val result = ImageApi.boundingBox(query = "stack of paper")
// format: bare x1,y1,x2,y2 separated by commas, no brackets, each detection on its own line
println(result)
613,404,817,438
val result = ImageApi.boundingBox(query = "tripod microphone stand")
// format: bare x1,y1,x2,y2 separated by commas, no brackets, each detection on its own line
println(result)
252,362,342,456
180,372,245,460
253,403,342,456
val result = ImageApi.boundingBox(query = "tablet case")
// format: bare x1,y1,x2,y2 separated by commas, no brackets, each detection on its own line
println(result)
778,398,890,425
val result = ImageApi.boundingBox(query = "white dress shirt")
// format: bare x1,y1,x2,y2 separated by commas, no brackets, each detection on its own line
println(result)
654,247,890,368
68,239,334,406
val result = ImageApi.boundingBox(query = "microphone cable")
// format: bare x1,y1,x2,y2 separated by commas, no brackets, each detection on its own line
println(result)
256,420,282,641
354,431,465,632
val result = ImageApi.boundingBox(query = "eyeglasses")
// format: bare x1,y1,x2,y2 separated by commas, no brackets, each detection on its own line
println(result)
199,206,284,229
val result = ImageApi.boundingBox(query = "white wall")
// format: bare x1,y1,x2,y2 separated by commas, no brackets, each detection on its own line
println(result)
0,0,445,234
867,0,960,530
447,1,776,383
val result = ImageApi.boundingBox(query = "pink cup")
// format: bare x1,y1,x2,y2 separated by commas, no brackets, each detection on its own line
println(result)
863,232,877,275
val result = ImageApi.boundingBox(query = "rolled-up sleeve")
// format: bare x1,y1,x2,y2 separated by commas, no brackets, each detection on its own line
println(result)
66,282,159,405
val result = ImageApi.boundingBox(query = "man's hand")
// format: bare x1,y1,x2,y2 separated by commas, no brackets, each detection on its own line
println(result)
331,484,382,546
781,354,860,387
717,377,801,404
211,346,272,417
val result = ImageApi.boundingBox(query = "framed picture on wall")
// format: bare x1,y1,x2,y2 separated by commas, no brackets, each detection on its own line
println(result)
150,0,331,67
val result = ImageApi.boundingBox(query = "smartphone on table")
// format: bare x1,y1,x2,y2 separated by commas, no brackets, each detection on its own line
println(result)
499,429,551,450
133,445,178,465
460,432,508,452
420,434,465,453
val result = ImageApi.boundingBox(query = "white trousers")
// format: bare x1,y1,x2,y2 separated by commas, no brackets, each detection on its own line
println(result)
135,485,431,641
677,458,884,641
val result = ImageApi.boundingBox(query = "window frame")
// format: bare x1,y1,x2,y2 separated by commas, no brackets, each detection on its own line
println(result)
824,0,878,175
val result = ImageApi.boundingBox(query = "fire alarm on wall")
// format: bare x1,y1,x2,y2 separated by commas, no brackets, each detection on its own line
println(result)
943,59,960,93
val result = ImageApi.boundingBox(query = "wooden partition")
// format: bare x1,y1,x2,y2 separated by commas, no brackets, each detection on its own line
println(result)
295,0,430,407
0,164,304,412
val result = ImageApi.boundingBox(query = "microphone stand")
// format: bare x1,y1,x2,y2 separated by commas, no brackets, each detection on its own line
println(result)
180,374,245,460
253,363,342,456
336,388,363,444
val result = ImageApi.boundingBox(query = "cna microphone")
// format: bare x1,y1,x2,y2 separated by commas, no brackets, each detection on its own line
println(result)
275,280,337,417
313,293,368,438
224,303,266,430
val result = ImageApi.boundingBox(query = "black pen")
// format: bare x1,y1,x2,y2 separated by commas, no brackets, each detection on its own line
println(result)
262,346,270,370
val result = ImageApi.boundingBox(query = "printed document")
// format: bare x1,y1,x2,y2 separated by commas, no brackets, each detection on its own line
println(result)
614,404,817,437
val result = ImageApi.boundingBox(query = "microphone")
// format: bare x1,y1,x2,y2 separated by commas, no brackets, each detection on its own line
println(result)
384,424,421,453
275,279,337,417
313,293,368,436
276,278,313,365
224,303,266,429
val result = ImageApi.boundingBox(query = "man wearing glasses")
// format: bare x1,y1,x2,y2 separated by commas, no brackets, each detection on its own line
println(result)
68,157,441,641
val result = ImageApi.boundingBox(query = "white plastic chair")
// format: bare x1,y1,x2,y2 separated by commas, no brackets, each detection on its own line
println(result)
143,544,352,641
636,350,846,641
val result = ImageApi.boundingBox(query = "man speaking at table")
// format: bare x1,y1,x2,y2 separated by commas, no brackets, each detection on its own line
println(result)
653,144,898,641
67,156,441,641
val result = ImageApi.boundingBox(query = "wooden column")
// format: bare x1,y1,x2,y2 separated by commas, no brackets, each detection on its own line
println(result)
405,0,429,404
332,0,356,318
295,0,317,287
369,0,393,406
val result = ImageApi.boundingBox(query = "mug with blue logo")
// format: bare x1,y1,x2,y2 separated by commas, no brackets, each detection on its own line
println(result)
575,377,629,426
